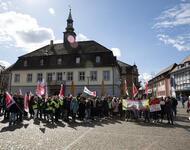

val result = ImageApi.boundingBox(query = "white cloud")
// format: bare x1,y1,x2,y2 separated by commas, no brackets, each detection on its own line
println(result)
0,11,55,52
76,33,89,41
0,2,8,10
139,73,153,88
111,48,121,58
0,60,11,68
49,8,55,15
154,3,190,28
153,2,190,51
54,39,63,44
157,34,190,51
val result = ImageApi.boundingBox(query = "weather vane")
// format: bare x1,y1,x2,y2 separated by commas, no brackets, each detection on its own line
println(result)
68,5,71,11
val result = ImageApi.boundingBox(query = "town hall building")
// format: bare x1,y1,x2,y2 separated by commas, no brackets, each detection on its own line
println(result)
8,10,139,97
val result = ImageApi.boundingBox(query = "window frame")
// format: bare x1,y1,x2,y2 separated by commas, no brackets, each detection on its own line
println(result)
57,58,62,65
26,73,32,83
90,71,97,81
56,72,63,81
103,70,110,81
76,57,80,64
37,73,43,82
96,56,101,63
14,74,20,83
78,71,85,81
67,72,73,81
47,72,53,82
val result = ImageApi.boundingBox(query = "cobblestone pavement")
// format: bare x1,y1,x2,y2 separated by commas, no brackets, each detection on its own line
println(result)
0,105,190,150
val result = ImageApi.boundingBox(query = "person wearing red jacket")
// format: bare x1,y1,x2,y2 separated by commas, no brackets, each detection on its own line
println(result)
150,97,159,123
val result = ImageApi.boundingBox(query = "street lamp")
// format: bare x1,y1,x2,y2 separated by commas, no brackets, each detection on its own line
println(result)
86,76,90,87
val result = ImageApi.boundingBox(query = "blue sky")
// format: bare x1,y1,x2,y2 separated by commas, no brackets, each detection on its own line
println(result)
0,0,190,84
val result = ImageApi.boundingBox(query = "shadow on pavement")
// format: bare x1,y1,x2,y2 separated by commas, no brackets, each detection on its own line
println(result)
133,118,190,132
0,123,29,132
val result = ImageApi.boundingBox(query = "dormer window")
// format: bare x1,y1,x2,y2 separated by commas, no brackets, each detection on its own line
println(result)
178,65,181,69
40,59,44,66
185,62,189,67
76,57,80,64
57,58,62,65
96,56,101,63
24,60,27,67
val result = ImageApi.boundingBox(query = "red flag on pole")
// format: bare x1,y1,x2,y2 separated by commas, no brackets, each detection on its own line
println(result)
19,89,22,95
24,94,29,112
29,91,33,101
145,82,148,94
92,91,96,97
6,92,15,108
133,82,138,97
37,81,42,98
59,84,63,99
45,85,48,102
41,79,45,95
125,80,129,96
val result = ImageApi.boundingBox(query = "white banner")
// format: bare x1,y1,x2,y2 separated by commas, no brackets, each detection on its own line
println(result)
122,99,149,110
83,86,96,97
149,104,161,112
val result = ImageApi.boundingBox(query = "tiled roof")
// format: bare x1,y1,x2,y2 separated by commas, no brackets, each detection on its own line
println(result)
152,63,177,80
180,55,190,64
117,60,131,68
170,55,190,73
20,40,111,58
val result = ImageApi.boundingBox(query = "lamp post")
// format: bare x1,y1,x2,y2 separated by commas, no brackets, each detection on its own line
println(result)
87,76,90,87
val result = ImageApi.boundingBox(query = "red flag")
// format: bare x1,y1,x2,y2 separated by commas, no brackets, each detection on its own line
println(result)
145,82,148,94
45,85,48,102
6,92,15,108
92,91,96,97
19,89,22,95
125,80,129,96
24,94,29,112
41,79,45,95
37,81,41,98
59,84,63,99
133,82,138,97
29,91,33,101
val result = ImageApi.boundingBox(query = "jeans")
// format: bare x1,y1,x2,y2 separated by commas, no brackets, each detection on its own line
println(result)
46,111,54,122
10,113,17,122
33,109,38,119
86,109,91,120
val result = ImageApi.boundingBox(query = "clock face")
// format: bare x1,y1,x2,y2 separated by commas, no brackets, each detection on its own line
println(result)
67,35,75,43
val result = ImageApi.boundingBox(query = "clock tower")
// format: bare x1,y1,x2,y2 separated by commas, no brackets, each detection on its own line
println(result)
63,9,76,49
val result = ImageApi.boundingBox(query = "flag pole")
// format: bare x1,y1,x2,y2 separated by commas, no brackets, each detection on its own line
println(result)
14,100,24,114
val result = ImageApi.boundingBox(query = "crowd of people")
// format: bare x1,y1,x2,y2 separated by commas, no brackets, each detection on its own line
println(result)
0,93,189,127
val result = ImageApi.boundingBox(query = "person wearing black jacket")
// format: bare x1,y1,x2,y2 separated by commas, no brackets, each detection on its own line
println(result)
9,97,19,126
29,96,34,118
63,97,70,122
165,97,174,125
171,97,178,117
78,98,86,121
17,95,24,122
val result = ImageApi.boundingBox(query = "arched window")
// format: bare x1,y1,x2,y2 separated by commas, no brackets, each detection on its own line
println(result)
96,56,101,63
40,59,44,66
57,58,62,65
24,60,27,67
76,57,80,64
